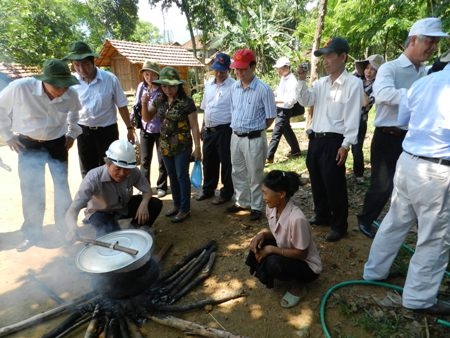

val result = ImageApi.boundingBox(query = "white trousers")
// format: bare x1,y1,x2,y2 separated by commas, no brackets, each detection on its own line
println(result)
230,132,267,211
363,152,450,309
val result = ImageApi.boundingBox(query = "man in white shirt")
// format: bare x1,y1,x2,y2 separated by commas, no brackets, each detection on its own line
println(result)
0,59,82,252
266,57,301,164
197,53,235,205
297,37,363,242
357,17,449,238
63,41,135,177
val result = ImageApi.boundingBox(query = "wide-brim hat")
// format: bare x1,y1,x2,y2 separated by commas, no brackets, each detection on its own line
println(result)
140,60,160,75
33,59,79,88
63,41,99,61
152,67,184,86
355,54,385,75
314,37,350,57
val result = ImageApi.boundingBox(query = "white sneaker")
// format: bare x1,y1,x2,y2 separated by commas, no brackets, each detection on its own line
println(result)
157,189,167,198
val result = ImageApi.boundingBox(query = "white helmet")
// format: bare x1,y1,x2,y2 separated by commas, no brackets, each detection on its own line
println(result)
105,140,136,169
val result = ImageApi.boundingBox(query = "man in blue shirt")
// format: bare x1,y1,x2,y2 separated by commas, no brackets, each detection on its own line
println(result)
227,49,276,221
364,51,450,315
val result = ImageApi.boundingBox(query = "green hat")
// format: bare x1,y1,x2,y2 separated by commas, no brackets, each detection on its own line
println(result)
152,67,185,86
33,59,79,88
140,60,160,75
63,41,99,61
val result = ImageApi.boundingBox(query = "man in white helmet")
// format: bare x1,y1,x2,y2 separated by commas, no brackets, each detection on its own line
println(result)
65,139,162,241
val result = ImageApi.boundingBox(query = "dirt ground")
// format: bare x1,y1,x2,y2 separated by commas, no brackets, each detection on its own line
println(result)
0,122,447,338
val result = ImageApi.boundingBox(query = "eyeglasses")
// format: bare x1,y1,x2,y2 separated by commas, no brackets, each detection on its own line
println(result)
108,157,136,166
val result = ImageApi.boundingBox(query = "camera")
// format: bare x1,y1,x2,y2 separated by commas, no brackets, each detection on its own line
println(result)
300,62,309,72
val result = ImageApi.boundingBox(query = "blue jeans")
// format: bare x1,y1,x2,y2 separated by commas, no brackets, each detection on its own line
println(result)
163,148,191,213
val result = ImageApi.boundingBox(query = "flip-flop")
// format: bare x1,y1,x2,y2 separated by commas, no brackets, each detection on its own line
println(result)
280,291,302,308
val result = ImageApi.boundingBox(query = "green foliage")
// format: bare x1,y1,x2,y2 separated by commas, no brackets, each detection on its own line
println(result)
129,21,162,43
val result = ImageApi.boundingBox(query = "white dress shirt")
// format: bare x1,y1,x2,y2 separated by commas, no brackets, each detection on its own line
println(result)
0,78,82,142
373,53,426,128
296,70,363,148
274,72,298,109
200,76,235,127
73,67,129,127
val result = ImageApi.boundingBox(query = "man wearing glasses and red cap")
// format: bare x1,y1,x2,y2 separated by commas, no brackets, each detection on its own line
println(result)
226,49,277,221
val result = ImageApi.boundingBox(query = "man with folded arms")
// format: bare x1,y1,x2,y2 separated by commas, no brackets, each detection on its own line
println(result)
357,17,449,238
226,49,276,221
296,37,363,242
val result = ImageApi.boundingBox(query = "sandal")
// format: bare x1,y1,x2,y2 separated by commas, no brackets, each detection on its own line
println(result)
280,291,302,309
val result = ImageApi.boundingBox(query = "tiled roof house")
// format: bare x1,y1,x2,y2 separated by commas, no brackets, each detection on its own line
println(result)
96,39,204,94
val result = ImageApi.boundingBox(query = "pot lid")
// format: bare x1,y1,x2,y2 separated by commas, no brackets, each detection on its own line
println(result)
75,229,154,274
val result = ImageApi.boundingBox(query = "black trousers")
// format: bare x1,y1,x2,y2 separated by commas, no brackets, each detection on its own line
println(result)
89,196,163,237
201,125,234,199
306,136,348,234
140,130,168,190
77,123,119,177
351,114,368,177
245,238,319,288
357,128,406,226
267,108,300,160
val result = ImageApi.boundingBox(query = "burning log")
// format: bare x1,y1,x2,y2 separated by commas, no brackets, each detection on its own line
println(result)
148,314,249,338
84,304,103,338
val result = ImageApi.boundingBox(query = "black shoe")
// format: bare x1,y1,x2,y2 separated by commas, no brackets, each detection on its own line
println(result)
171,211,191,223
196,193,214,201
211,196,230,205
325,230,346,242
16,239,34,252
249,210,262,221
407,301,450,316
359,223,374,238
287,151,301,158
309,216,330,226
226,204,247,213
165,208,179,217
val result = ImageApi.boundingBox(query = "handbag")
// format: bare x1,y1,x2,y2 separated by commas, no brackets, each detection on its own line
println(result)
290,102,305,117
190,160,202,190
132,84,145,129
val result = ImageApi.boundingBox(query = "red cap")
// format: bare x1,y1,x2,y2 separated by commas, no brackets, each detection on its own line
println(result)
231,49,256,69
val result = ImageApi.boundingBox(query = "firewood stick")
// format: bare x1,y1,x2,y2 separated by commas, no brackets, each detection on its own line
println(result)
0,292,99,337
54,315,91,338
148,314,248,338
41,311,84,338
153,290,247,313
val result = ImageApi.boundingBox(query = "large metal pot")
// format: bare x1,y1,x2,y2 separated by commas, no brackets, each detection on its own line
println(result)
75,229,160,299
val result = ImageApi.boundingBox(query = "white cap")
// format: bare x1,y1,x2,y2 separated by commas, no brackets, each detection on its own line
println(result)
105,139,137,169
408,17,449,37
273,57,290,68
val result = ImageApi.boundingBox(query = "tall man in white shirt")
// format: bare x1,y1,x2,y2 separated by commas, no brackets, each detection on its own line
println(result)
0,59,82,252
63,41,135,177
266,57,301,164
296,37,363,242
363,52,450,315
357,18,449,238
196,53,235,205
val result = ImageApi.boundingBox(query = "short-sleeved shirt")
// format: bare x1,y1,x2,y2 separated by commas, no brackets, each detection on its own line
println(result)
70,164,150,219
73,67,129,127
266,199,322,274
153,95,197,156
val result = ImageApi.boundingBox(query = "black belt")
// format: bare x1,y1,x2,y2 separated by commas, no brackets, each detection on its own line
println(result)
19,134,48,143
205,124,230,133
404,150,450,166
308,131,343,140
377,126,407,137
234,130,263,139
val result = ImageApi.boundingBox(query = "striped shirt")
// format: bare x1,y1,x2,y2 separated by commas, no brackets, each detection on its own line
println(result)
230,76,276,133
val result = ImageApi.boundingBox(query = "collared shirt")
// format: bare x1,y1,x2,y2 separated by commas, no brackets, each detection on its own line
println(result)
73,67,129,127
200,76,235,127
297,70,363,148
0,78,82,142
70,164,150,219
275,72,298,109
266,199,322,274
399,64,450,160
230,76,277,133
133,82,162,133
373,53,426,128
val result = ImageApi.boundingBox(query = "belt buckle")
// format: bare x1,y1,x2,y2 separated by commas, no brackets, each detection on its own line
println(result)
89,126,99,130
